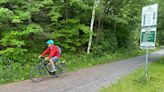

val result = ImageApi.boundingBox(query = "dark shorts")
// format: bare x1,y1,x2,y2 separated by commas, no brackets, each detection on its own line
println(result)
51,56,59,62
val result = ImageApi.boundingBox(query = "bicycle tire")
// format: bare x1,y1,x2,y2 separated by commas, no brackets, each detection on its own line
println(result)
55,63,67,77
30,65,48,83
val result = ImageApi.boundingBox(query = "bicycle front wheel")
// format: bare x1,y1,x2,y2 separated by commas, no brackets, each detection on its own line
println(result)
30,65,48,83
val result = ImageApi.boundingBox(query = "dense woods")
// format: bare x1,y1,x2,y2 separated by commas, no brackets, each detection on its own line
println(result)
0,0,163,83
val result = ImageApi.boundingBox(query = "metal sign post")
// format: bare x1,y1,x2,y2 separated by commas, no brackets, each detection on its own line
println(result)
140,3,158,80
145,47,149,80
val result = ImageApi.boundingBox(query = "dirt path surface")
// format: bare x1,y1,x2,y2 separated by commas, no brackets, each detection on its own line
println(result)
0,49,164,92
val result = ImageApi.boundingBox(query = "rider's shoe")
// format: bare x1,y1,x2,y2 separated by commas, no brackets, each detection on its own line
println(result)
50,67,57,72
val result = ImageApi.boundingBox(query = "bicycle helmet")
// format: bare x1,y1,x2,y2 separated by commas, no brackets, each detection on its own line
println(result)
46,39,54,45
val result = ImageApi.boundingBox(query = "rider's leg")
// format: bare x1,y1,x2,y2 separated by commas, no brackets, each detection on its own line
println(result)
46,63,51,71
49,59,56,72
49,56,59,72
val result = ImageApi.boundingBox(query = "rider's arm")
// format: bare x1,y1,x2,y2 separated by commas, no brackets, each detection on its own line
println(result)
41,47,50,57
48,49,57,58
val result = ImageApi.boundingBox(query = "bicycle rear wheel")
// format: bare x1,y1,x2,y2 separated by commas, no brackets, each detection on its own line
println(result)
30,65,48,82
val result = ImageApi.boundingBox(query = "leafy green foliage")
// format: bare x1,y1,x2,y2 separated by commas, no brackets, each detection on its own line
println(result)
49,7,61,22
50,19,90,52
0,52,39,84
157,0,164,45
0,23,43,61
106,15,128,24
0,0,9,4
42,0,53,6
92,29,118,55
15,10,31,20
0,8,13,22
12,16,21,23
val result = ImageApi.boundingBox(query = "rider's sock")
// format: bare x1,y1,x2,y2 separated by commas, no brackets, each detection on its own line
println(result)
52,64,55,68
51,65,56,72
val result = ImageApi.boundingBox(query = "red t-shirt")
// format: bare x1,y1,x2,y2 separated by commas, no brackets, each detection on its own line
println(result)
41,45,60,58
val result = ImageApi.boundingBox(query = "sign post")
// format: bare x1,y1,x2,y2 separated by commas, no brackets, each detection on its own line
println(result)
145,47,149,79
140,3,158,80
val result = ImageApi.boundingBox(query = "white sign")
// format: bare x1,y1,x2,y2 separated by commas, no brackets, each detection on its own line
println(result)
140,27,156,49
141,3,158,27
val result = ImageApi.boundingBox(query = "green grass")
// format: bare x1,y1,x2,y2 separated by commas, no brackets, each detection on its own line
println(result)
0,63,32,84
100,57,164,92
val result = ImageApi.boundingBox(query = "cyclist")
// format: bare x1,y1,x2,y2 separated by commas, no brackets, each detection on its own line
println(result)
39,39,60,72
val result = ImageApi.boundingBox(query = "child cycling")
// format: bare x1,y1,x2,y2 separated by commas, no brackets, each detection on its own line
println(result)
39,39,60,72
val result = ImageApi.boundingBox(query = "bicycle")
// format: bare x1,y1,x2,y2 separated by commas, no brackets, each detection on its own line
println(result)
29,58,67,83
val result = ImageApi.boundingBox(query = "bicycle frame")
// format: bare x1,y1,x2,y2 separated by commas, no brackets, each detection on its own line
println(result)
39,58,56,75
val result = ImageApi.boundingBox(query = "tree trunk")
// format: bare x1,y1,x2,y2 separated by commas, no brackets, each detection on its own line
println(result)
100,17,104,36
96,14,102,43
28,0,32,23
87,0,98,54
114,22,118,48
65,0,69,20
0,33,2,50
96,1,104,43
96,12,104,43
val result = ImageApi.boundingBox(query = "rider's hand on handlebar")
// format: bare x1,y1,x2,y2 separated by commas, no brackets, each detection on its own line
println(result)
38,55,42,59
45,57,49,61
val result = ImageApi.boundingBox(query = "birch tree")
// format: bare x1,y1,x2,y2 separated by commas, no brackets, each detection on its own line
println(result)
87,0,99,54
